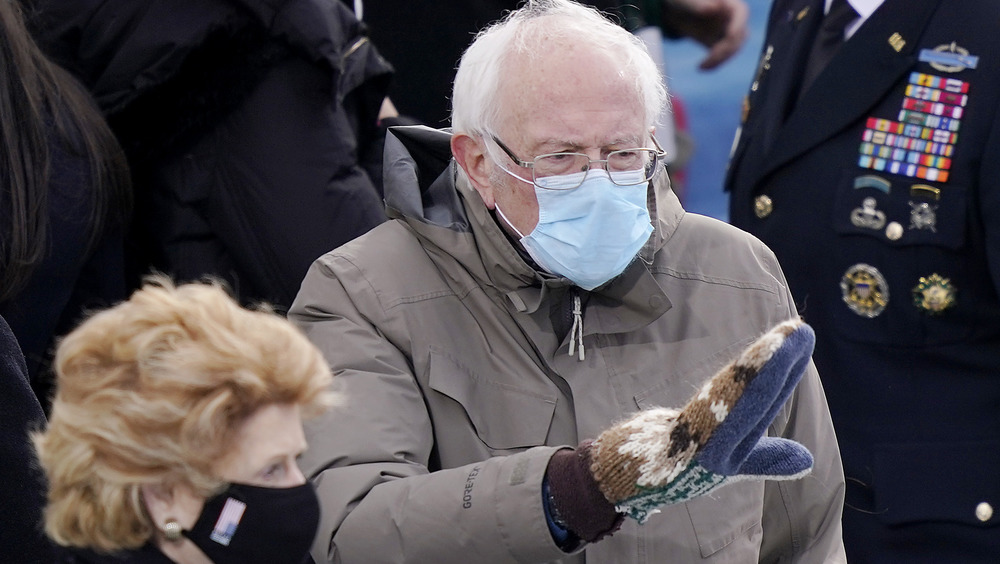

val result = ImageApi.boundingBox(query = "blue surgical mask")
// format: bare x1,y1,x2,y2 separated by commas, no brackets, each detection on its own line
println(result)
496,168,654,290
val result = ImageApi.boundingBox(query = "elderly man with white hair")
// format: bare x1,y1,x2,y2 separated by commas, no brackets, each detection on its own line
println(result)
291,1,847,562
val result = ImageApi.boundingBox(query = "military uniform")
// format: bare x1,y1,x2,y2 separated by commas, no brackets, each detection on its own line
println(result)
725,0,1000,562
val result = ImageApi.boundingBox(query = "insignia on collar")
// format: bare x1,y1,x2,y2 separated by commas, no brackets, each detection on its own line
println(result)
888,33,906,53
754,194,773,219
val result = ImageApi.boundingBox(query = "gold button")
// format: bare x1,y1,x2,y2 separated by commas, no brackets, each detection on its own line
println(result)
754,195,773,218
886,221,904,241
976,502,993,522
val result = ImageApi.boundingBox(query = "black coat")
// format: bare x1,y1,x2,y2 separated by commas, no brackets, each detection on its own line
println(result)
725,1,1000,562
53,544,173,564
0,315,53,562
0,135,126,405
30,0,394,308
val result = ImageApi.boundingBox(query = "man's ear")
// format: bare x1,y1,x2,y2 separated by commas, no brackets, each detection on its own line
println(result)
451,133,495,209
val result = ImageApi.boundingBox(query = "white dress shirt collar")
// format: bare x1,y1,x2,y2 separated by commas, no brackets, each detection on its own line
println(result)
824,0,886,39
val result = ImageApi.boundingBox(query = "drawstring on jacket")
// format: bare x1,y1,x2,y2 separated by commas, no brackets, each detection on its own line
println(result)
568,293,585,361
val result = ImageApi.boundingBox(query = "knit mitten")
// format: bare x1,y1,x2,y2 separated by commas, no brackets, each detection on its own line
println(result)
547,318,816,536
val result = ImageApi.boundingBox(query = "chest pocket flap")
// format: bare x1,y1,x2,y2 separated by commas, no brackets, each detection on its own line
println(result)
427,348,557,450
833,171,967,250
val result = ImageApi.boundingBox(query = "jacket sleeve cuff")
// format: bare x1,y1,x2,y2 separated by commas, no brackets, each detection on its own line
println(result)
493,446,585,561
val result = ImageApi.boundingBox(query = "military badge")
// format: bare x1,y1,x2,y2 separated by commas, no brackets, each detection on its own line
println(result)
754,194,773,219
912,274,956,314
919,42,979,73
841,264,889,318
850,197,887,230
750,45,773,94
857,73,969,184
908,201,938,232
910,184,941,200
888,33,906,53
853,175,891,193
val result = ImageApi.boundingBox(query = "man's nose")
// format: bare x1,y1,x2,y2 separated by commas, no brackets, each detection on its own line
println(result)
583,151,605,171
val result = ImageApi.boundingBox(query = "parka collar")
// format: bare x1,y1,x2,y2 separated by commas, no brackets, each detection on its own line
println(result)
383,125,682,334
494,171,677,336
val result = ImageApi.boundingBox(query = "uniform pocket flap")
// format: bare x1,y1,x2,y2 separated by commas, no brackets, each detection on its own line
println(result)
427,349,557,450
832,171,966,250
874,440,1000,527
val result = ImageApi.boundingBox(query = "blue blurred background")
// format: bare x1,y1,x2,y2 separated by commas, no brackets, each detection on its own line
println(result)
661,0,771,221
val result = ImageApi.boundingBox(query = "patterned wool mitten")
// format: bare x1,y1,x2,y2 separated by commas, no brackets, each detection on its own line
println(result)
546,318,816,537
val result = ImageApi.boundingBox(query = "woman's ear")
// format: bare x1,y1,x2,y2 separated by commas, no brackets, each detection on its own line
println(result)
141,483,204,532
140,483,173,532
451,133,496,209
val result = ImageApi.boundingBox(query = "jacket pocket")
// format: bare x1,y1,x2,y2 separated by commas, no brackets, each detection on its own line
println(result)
686,481,763,558
873,440,1000,528
632,340,763,558
427,348,557,451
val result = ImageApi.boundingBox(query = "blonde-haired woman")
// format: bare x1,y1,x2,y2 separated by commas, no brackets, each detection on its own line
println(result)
34,277,333,563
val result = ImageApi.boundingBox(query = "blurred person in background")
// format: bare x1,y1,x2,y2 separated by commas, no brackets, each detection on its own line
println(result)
360,0,749,127
0,0,131,410
0,314,52,562
359,0,749,202
26,0,394,310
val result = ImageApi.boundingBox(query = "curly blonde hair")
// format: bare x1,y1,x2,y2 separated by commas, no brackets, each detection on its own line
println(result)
33,277,333,552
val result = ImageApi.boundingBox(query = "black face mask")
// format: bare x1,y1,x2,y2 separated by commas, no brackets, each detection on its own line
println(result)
183,482,319,564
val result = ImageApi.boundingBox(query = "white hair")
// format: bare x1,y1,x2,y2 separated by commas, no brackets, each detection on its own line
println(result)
451,0,667,137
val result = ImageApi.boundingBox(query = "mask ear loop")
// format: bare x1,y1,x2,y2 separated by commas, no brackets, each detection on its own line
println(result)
486,135,535,241
494,204,528,239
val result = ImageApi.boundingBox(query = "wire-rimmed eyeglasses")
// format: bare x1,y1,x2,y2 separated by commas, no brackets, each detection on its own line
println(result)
490,135,666,190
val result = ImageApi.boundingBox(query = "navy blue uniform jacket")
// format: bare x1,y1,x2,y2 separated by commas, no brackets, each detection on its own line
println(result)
725,0,1000,562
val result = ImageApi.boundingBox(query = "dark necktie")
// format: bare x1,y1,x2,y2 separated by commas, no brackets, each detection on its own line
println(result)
799,0,858,98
